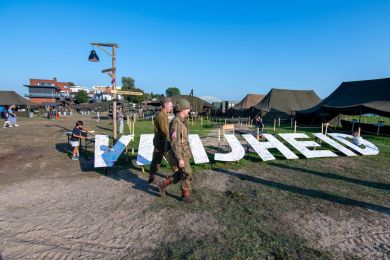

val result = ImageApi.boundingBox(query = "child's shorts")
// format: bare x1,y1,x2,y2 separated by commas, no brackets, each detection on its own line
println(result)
71,141,80,147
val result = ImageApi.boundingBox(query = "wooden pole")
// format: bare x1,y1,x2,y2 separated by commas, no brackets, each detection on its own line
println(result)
112,45,118,144
325,123,329,135
377,125,381,136
321,123,324,134
358,127,361,137
218,128,221,148
278,117,280,127
256,127,259,140
294,120,297,133
273,119,276,132
224,118,227,125
151,115,154,125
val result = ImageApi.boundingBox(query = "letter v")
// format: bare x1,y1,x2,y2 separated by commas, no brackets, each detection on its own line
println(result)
94,135,133,167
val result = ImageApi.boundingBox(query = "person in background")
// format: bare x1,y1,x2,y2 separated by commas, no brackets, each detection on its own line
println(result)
70,120,86,160
352,131,362,146
254,116,264,132
117,107,124,134
7,105,19,127
96,109,100,123
2,105,11,128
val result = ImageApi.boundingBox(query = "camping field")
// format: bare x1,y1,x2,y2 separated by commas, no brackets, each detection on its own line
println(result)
0,114,389,259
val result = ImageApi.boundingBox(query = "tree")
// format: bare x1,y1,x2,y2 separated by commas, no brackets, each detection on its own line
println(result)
166,87,180,97
121,76,144,104
75,90,89,104
68,82,75,86
121,77,135,89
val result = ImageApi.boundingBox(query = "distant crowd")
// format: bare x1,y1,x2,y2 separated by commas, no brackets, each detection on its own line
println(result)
1,105,19,128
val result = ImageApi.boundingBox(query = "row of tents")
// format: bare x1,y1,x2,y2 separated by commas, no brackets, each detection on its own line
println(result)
225,78,390,124
1,77,389,125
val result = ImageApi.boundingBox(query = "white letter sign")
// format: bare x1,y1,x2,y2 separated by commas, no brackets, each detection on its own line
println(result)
279,133,337,158
189,134,210,164
95,135,133,167
214,134,245,161
243,134,299,161
328,133,379,155
313,133,356,156
136,134,154,166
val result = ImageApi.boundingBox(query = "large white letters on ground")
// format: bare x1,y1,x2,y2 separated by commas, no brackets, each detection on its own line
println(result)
94,135,133,167
328,133,379,155
214,134,245,162
136,134,154,165
279,133,337,158
189,134,210,164
135,134,210,165
94,133,380,167
242,134,299,161
313,133,356,156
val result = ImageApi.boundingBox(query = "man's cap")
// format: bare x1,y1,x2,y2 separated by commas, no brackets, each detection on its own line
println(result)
161,97,172,105
175,99,191,112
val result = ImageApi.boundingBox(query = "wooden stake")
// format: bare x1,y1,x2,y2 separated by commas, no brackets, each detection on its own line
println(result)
325,123,329,135
273,119,276,132
358,127,361,137
218,128,221,147
256,127,259,140
321,123,324,134
294,120,297,133
278,117,280,127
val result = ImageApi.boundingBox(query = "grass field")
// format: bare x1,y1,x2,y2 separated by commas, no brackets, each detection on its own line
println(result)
112,117,390,258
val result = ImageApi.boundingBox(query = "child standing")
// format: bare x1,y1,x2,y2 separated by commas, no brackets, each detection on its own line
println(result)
70,121,85,160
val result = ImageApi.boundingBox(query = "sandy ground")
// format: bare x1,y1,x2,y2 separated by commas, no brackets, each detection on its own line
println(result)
0,116,224,259
0,115,389,259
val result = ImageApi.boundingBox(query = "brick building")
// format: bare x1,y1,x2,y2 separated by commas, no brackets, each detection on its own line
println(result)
24,78,72,104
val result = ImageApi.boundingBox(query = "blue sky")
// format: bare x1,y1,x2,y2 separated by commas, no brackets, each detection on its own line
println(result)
0,0,389,100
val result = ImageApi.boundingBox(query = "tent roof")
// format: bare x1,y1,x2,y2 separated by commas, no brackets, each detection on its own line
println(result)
233,94,265,110
253,88,321,115
0,91,36,106
298,78,390,118
167,95,212,112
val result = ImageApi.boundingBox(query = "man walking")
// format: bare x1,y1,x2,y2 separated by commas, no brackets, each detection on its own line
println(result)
149,98,178,184
159,99,196,203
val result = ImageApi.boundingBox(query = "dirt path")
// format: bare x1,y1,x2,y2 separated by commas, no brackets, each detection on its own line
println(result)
0,116,222,258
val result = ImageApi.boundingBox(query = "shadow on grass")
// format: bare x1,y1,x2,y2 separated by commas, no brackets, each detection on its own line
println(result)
106,168,182,202
212,168,390,215
96,125,113,132
269,162,390,191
